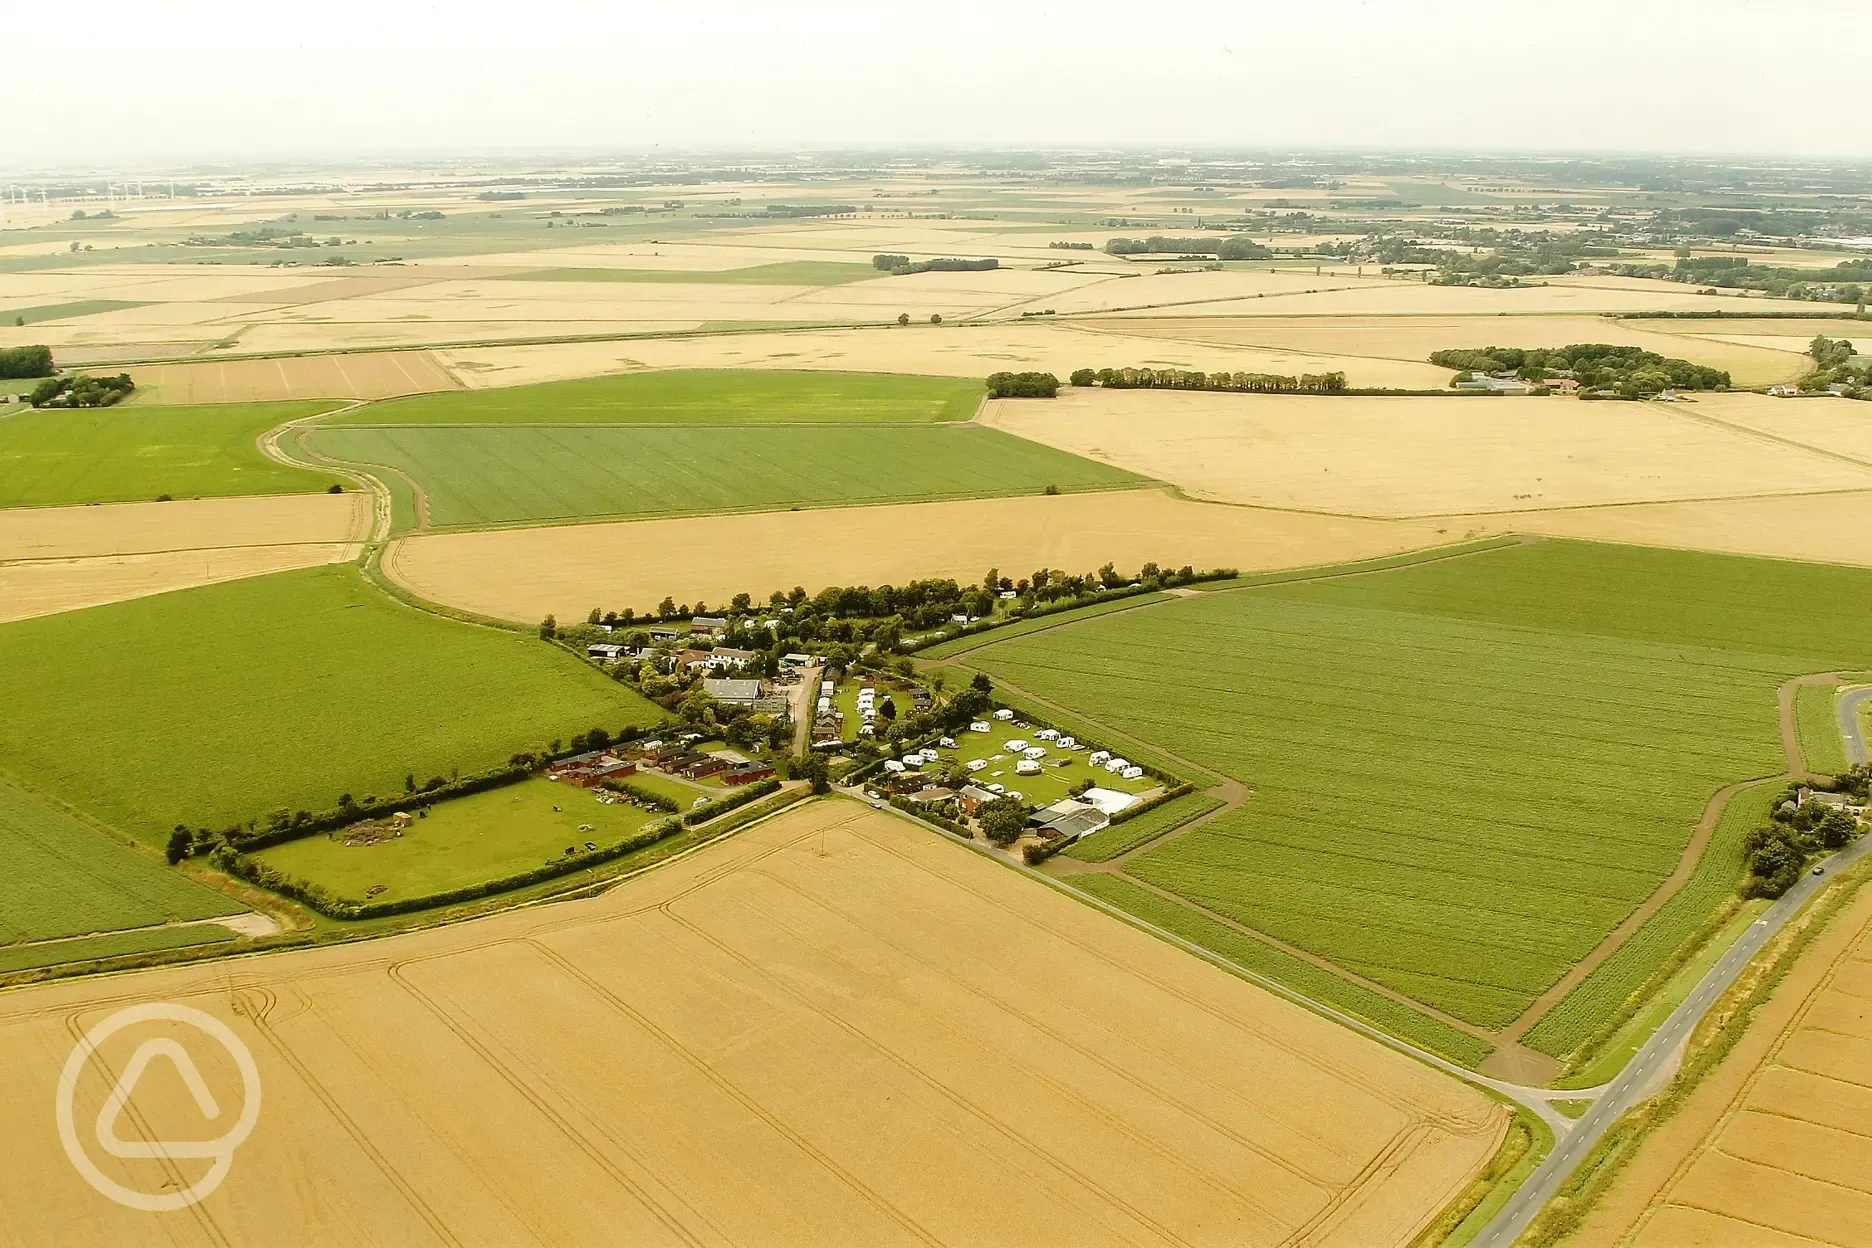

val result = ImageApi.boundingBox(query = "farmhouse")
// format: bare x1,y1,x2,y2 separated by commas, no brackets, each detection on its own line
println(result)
957,784,1000,816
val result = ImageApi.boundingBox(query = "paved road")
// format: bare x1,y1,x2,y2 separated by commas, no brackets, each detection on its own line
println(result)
1841,686,1871,766
1473,822,1872,1247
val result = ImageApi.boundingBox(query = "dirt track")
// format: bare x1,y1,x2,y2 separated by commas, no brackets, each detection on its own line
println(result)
0,801,1504,1247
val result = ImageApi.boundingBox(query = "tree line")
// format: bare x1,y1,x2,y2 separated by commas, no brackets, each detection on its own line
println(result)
986,371,1059,398
30,373,135,407
1106,235,1271,260
1068,366,1346,394
873,254,1000,275
0,345,53,379
1802,335,1868,398
1428,344,1730,395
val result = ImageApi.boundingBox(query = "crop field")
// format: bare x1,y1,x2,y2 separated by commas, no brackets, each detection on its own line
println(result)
0,399,344,507
252,776,669,902
982,389,1872,519
132,350,460,404
965,541,1872,1035
0,801,1505,1246
1798,684,1855,775
308,423,1145,528
0,564,664,845
327,367,983,425
1505,488,1872,571
1064,792,1225,864
384,488,1453,623
1562,879,1872,1248
505,261,879,285
0,782,241,945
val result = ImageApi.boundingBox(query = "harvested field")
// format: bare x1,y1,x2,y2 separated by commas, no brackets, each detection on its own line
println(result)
0,800,1505,1247
1089,316,1807,388
1506,490,1872,569
1683,390,1872,465
1077,279,1799,319
0,493,370,621
385,488,1462,621
982,390,1872,518
132,350,460,404
433,320,1454,390
0,492,369,561
1560,879,1872,1248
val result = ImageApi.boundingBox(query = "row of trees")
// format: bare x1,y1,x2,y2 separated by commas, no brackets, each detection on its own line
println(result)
0,345,53,379
1105,235,1271,260
986,371,1059,398
1428,344,1730,395
1069,366,1347,394
873,254,999,275
1608,255,1872,306
1801,335,1868,398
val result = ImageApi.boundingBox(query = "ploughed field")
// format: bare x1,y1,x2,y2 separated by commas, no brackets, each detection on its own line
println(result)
0,801,1505,1247
308,422,1144,528
964,540,1872,1053
0,564,662,846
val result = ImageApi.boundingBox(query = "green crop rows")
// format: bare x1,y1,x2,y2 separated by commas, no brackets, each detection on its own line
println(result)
1521,783,1775,1060
1075,874,1493,1067
0,564,664,845
327,369,982,426
307,423,1143,529
969,541,1872,1032
1065,793,1223,864
0,783,241,944
1795,683,1855,775
0,400,344,507
917,592,1172,660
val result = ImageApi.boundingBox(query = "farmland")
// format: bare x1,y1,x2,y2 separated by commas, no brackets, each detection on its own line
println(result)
964,540,1872,1048
1797,683,1857,775
329,368,984,425
1064,791,1225,863
0,564,664,845
251,776,671,903
0,801,1506,1247
0,399,343,506
308,423,1146,529
0,781,241,945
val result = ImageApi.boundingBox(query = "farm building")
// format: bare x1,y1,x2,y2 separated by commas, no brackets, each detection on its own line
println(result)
547,750,637,788
703,678,765,707
587,642,630,662
957,785,1000,816
1028,799,1110,842
722,760,776,785
1078,787,1141,817
691,616,729,635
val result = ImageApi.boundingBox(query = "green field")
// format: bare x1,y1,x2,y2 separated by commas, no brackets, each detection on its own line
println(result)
0,565,666,845
0,925,235,975
1796,678,1871,775
327,369,983,426
967,541,1872,1035
1063,792,1224,863
252,776,667,902
307,423,1143,528
0,782,241,944
505,262,878,286
0,399,342,506
0,299,147,325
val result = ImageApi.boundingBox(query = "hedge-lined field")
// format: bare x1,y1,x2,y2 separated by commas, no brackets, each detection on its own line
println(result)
970,540,1872,1031
327,369,982,426
0,924,234,975
307,423,1144,528
1074,874,1493,1068
0,565,662,845
1521,783,1775,1061
0,782,241,943
0,400,342,506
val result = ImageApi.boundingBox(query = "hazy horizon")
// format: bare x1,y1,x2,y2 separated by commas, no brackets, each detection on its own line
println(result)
11,0,1869,173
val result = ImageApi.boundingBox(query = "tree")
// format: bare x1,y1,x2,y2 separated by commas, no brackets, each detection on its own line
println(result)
538,614,557,639
165,827,192,865
658,596,677,617
1069,368,1097,387
970,672,992,695
897,312,910,326
929,313,942,325
794,752,830,794
587,607,602,625
0,345,54,380
1818,808,1859,850
979,798,1028,845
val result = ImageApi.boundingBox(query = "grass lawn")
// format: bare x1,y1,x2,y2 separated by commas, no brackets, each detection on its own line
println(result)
328,369,983,426
0,565,666,846
252,776,667,903
933,725,1158,808
0,782,241,944
503,262,878,286
966,540,1872,1036
0,399,342,506
307,423,1143,529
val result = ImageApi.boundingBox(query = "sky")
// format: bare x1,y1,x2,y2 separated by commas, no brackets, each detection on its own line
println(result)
9,0,1868,171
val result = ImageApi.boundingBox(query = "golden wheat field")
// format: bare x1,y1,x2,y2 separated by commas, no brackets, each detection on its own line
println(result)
132,350,460,403
1559,881,1872,1248
0,801,1504,1247
981,390,1872,518
384,488,1465,621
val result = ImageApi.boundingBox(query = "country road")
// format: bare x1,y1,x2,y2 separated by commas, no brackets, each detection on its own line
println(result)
1473,792,1872,1247
1842,686,1871,766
